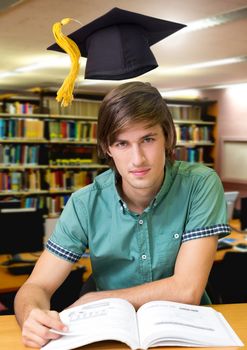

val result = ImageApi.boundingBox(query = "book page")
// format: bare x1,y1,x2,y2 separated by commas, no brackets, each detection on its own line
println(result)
42,298,139,350
137,300,243,349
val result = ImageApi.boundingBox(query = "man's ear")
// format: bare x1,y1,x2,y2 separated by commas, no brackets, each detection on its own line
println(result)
106,147,112,157
106,149,112,157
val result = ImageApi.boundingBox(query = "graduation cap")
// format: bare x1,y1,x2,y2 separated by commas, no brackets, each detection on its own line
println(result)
48,7,186,106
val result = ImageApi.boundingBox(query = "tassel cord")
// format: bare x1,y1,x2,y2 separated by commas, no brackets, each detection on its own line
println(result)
52,18,81,107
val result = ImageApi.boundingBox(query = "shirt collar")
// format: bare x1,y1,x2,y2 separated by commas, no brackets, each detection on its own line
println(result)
152,161,176,207
112,161,176,213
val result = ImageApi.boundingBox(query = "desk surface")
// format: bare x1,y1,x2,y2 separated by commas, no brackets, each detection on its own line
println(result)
215,219,247,262
0,303,246,350
0,253,92,294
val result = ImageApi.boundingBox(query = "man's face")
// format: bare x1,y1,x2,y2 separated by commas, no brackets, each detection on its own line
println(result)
108,122,166,194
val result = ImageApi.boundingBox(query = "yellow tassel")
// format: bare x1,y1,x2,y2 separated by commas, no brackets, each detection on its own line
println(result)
52,18,81,107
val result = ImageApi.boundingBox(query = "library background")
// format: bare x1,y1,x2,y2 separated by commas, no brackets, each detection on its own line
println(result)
0,0,247,314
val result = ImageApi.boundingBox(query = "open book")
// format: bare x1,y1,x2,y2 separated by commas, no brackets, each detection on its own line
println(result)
42,298,243,350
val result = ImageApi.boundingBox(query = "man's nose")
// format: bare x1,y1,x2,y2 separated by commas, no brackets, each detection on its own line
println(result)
131,145,145,166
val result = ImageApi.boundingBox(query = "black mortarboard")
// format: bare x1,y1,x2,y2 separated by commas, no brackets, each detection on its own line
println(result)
48,7,186,80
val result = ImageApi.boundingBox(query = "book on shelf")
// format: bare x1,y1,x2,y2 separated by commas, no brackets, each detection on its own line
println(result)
0,117,44,139
41,297,243,350
168,104,202,121
176,125,213,143
4,101,35,114
175,146,211,165
25,119,44,139
47,120,97,142
48,145,96,166
43,96,101,116
0,144,40,165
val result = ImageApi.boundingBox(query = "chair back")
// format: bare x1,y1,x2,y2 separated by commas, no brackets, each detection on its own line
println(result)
51,266,86,311
208,251,247,303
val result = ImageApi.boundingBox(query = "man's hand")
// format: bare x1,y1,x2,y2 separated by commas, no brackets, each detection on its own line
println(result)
21,308,68,348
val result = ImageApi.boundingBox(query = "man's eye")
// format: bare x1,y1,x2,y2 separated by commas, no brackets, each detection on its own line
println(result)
115,141,127,148
143,137,154,143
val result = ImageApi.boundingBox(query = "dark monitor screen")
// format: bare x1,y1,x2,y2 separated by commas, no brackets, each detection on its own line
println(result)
0,200,21,210
0,208,44,255
240,197,247,231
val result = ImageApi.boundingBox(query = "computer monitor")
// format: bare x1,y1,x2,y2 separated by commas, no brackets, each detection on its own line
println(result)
0,208,45,255
0,200,21,210
240,197,247,231
224,191,239,222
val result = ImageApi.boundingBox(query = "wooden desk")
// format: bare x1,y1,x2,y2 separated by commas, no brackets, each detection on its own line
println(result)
0,253,92,294
0,254,32,293
0,303,246,350
215,219,247,262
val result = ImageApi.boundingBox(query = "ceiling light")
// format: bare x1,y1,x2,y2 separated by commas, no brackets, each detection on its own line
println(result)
15,62,52,72
182,56,247,69
160,89,200,99
159,56,247,75
77,79,119,86
183,6,247,32
211,82,247,89
15,56,71,73
0,71,16,78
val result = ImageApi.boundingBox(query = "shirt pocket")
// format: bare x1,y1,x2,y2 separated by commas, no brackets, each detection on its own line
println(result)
153,230,182,279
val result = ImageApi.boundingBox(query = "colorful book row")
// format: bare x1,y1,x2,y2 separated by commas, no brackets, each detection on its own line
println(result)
49,145,96,165
0,118,97,142
45,169,98,191
3,101,36,115
175,146,214,164
0,144,40,165
0,169,98,192
0,170,41,191
23,194,70,216
168,104,202,121
43,96,101,117
0,144,97,166
47,120,97,142
0,118,44,139
175,124,213,142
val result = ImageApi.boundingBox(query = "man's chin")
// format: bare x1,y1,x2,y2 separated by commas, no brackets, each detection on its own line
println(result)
127,179,153,190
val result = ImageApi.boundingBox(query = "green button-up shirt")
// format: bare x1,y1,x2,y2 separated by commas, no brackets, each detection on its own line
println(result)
47,161,230,297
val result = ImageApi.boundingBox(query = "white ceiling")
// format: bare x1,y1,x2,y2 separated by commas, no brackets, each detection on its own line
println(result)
0,0,247,96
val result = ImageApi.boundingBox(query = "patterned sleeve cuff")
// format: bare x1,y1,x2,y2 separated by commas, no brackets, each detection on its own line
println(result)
46,239,82,263
182,224,231,243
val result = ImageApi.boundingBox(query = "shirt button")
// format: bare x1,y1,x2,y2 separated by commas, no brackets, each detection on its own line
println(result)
142,254,147,260
139,219,143,225
174,233,179,239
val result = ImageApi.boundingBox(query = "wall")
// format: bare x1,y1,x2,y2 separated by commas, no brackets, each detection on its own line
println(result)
201,84,247,203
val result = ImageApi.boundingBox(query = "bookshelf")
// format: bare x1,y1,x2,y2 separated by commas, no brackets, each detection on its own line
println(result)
166,99,217,167
0,94,217,217
0,105,108,216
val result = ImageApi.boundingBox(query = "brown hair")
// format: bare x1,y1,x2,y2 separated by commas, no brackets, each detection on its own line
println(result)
97,81,176,168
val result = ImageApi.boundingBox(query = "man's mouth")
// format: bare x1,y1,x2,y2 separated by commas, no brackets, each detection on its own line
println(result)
129,168,150,177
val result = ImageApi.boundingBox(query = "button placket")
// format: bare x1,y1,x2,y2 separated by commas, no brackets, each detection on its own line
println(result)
136,215,152,282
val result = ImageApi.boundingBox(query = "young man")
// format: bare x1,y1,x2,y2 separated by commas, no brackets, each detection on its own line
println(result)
14,82,230,348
